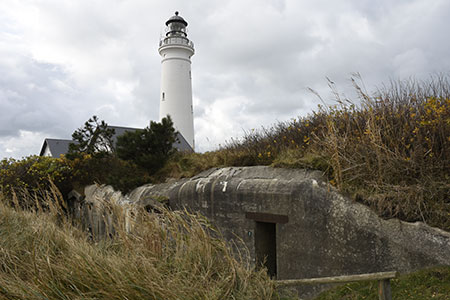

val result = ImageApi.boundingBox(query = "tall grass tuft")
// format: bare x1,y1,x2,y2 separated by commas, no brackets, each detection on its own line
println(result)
0,188,279,300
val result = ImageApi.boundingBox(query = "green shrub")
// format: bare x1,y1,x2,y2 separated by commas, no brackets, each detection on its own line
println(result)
116,116,177,173
66,115,115,159
70,154,151,193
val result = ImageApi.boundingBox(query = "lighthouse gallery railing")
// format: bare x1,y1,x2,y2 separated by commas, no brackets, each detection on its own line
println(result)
159,37,194,48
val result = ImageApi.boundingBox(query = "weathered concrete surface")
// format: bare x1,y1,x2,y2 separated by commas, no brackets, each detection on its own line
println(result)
69,185,125,239
76,166,450,298
70,180,186,239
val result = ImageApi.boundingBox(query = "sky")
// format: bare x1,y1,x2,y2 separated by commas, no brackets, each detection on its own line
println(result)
1,0,449,159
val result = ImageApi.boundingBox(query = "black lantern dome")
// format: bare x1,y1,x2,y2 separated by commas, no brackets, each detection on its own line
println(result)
165,11,188,37
166,11,188,26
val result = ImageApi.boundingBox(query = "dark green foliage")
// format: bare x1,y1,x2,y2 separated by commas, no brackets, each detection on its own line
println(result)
0,155,151,204
70,155,151,193
67,115,115,159
116,116,177,173
0,117,179,198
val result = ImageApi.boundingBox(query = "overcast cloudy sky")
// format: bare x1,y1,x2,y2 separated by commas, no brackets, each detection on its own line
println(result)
1,0,449,159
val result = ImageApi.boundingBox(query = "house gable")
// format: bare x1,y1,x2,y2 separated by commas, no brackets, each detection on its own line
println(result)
39,139,73,158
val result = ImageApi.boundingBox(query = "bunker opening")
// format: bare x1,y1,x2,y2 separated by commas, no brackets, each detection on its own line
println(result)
245,212,288,279
255,221,277,277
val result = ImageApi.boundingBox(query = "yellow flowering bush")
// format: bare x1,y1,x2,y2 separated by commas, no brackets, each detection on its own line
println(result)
0,154,152,207
0,156,74,197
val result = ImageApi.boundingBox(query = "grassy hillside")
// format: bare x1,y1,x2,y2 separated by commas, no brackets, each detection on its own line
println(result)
0,190,278,300
160,76,450,231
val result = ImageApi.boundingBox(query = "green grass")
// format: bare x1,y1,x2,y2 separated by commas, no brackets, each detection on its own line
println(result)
314,266,450,300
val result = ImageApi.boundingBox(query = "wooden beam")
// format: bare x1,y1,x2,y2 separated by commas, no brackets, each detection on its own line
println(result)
378,279,393,300
245,212,288,224
275,271,398,286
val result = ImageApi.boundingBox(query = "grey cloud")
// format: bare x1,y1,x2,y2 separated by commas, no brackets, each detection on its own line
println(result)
0,55,74,137
1,0,450,158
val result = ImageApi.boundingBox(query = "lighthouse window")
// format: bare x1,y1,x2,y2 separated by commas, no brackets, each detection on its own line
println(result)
162,92,165,101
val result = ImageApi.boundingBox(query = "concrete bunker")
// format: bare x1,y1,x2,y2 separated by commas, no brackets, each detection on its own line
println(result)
78,166,450,298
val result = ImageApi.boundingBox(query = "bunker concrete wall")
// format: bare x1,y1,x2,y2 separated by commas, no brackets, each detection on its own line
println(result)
75,166,450,298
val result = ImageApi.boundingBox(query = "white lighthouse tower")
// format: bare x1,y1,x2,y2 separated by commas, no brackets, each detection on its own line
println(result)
159,11,195,150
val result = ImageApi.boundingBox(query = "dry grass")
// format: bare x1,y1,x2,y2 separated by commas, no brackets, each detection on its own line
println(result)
0,188,279,300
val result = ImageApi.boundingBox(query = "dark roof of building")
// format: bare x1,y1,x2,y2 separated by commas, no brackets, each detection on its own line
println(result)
107,125,193,152
173,131,193,152
39,138,73,157
39,125,193,158
108,126,142,145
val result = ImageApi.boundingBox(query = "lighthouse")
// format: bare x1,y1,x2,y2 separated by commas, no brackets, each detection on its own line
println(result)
159,11,195,150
